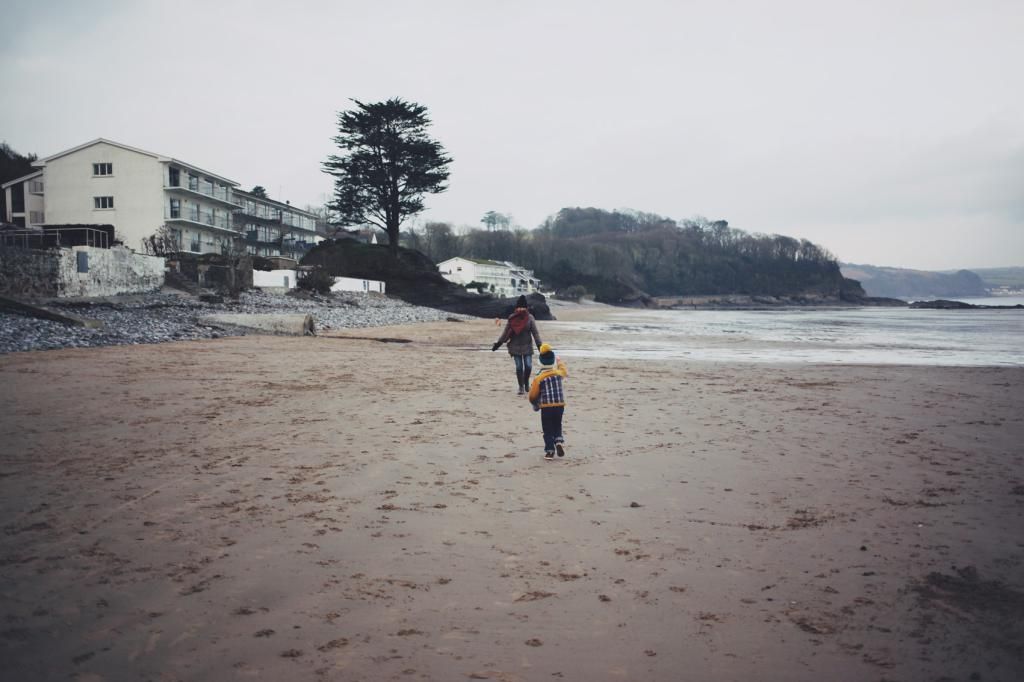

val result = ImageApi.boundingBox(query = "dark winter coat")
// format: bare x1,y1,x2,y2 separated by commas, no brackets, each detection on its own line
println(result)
495,314,542,356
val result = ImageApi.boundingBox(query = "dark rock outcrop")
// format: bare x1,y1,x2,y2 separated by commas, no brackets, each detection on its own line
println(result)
437,292,553,320
910,299,976,309
910,299,1024,310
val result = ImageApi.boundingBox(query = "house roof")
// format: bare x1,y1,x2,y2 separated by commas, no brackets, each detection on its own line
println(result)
439,256,535,271
32,138,238,186
35,138,163,164
234,188,317,218
0,169,43,190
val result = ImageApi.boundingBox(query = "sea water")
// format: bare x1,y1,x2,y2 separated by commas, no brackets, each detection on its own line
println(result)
557,306,1024,367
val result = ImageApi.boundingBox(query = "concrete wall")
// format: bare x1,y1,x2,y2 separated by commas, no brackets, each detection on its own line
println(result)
57,246,164,297
0,245,165,298
331,276,385,294
171,252,252,291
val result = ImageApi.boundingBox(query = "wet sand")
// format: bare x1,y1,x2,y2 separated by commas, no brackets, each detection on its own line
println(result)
2,304,1023,681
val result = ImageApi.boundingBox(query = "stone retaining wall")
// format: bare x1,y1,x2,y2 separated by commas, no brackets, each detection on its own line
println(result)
0,247,61,297
0,245,165,298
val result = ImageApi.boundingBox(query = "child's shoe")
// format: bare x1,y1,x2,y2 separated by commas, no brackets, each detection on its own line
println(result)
555,442,565,457
544,451,555,460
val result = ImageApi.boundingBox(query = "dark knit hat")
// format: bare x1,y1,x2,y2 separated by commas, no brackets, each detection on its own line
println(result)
515,295,528,309
539,343,555,366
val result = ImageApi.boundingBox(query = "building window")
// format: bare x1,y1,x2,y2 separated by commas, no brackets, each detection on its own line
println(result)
94,196,114,209
93,162,113,176
168,167,180,187
169,198,180,219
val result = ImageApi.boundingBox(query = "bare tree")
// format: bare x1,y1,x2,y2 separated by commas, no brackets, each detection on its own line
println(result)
142,224,181,257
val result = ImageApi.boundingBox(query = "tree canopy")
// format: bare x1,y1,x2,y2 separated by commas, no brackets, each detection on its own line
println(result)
323,98,452,255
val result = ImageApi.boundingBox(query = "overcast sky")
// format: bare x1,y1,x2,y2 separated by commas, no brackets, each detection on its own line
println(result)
2,0,1021,269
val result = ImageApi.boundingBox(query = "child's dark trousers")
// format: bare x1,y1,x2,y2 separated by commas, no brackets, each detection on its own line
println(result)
540,406,564,452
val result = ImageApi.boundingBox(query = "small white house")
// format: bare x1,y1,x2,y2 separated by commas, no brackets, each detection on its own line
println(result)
437,257,540,297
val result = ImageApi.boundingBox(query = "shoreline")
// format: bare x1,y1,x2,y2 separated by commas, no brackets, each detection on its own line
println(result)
5,289,1020,357
2,308,1022,680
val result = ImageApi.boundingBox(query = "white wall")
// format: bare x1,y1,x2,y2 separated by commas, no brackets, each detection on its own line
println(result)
56,246,165,297
438,257,477,284
42,142,165,253
331,276,385,294
253,269,297,288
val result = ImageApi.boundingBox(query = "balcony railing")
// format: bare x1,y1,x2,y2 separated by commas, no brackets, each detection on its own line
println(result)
236,203,315,231
1,226,110,249
165,179,235,205
166,207,231,230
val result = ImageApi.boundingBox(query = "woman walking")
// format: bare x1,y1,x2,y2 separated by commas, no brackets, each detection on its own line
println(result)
491,295,543,395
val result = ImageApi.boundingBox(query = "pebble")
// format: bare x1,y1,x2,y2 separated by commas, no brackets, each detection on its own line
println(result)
0,290,473,355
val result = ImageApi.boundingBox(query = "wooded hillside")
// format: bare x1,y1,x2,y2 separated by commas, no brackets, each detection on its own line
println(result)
406,208,862,303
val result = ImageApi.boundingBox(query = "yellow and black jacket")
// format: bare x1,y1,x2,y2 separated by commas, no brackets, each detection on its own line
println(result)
528,360,568,408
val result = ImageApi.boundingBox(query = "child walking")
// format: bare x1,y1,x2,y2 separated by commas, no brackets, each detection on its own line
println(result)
528,343,569,460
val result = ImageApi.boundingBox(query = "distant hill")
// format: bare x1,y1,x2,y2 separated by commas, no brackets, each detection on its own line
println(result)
448,208,863,304
964,266,1024,292
841,263,987,299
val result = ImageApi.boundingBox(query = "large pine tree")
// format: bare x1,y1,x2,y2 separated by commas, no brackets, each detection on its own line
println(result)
323,98,452,255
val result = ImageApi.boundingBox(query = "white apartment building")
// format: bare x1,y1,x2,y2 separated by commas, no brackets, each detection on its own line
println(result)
2,139,239,254
2,138,321,257
437,257,540,297
234,189,320,259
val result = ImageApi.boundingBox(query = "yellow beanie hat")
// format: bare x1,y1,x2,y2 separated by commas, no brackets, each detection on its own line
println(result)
539,343,552,355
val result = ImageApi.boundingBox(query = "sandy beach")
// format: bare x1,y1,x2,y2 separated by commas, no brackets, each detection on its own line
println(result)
2,303,1023,681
